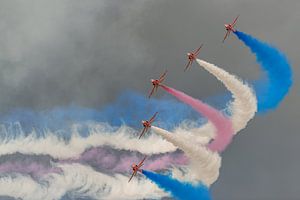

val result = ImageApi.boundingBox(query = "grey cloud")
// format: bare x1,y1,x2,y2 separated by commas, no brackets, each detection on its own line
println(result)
0,0,299,199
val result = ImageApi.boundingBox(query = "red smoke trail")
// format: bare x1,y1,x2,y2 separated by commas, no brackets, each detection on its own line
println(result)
161,85,233,152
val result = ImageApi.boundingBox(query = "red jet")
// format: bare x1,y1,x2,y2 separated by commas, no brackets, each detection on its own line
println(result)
223,15,239,43
139,112,158,139
148,70,167,98
128,156,147,182
185,44,203,71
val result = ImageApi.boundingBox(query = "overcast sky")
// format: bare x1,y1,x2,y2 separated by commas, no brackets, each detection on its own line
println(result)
0,0,299,199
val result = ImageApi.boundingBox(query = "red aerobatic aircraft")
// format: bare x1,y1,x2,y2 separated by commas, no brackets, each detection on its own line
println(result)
185,44,203,71
139,112,158,139
148,70,167,98
128,156,147,182
223,15,239,43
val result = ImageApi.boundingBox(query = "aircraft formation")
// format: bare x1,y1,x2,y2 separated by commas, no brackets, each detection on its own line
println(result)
128,16,239,182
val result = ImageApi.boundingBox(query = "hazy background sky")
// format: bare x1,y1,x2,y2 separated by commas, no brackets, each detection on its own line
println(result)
0,0,299,199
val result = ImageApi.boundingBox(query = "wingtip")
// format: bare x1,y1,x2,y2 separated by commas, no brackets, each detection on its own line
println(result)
184,65,189,72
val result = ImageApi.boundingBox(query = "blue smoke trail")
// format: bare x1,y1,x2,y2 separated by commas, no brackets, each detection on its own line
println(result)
142,170,211,200
234,31,292,112
99,90,202,128
0,90,202,140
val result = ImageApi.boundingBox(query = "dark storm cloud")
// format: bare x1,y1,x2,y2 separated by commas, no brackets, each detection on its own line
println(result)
0,0,298,110
0,0,299,200
0,0,154,110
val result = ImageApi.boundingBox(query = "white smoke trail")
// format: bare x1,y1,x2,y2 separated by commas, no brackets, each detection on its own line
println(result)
167,58,258,147
196,59,257,133
0,164,167,200
151,126,220,186
0,175,49,200
0,124,177,159
172,58,257,141
168,59,257,149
